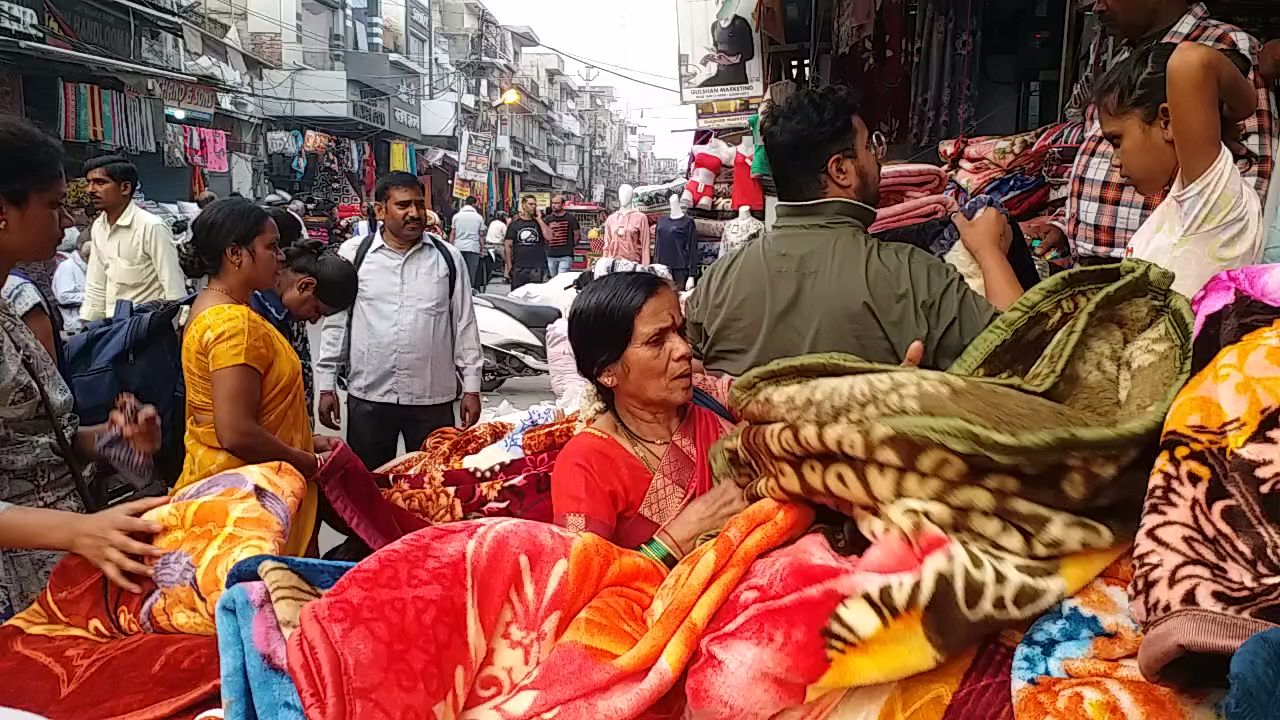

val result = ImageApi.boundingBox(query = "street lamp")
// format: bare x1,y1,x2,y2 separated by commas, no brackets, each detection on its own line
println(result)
500,88,521,106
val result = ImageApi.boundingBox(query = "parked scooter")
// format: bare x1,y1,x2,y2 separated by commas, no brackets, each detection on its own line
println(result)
474,294,560,392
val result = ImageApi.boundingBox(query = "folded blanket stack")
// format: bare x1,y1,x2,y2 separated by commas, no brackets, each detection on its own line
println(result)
878,163,948,207
705,261,1193,704
869,193,959,233
937,121,1085,220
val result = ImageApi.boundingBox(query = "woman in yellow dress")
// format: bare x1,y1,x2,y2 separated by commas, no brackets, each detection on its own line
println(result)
177,198,342,554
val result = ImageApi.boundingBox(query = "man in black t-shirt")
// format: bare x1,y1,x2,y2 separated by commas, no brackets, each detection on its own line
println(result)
543,194,581,277
504,194,548,289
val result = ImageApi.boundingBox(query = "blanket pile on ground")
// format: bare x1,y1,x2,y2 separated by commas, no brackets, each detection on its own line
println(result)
315,416,577,552
708,261,1192,695
287,501,813,719
1132,286,1280,684
1011,558,1220,719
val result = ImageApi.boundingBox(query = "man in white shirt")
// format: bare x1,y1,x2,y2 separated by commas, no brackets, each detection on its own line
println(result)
52,231,91,336
80,156,185,321
316,172,484,471
483,211,508,292
450,197,485,291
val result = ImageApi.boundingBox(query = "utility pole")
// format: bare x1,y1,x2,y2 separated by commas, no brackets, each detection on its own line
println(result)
578,65,599,202
426,0,434,98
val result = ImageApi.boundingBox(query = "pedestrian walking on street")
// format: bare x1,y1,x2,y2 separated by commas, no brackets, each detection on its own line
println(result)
80,156,185,321
316,172,484,474
544,194,581,278
482,210,508,292
451,196,485,289
505,194,550,289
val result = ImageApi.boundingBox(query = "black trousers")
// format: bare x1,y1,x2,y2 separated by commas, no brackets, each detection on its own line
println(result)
346,395,456,471
510,265,545,290
461,251,482,291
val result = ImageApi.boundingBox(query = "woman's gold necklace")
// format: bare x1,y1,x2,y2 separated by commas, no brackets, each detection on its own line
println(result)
207,285,248,305
614,412,671,474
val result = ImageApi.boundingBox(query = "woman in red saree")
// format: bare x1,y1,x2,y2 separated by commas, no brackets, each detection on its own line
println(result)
551,271,746,563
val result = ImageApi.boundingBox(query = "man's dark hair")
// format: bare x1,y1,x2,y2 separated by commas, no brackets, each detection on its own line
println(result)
762,84,864,202
0,117,65,207
522,194,536,203
84,155,140,197
464,196,477,207
374,172,424,202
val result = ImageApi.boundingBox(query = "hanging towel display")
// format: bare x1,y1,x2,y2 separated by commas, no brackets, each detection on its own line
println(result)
199,128,228,173
183,126,205,166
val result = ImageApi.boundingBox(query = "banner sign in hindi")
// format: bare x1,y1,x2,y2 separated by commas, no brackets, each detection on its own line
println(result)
676,0,764,104
458,130,493,182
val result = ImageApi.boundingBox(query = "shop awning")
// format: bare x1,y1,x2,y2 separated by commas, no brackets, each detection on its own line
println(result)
7,40,200,82
528,158,560,179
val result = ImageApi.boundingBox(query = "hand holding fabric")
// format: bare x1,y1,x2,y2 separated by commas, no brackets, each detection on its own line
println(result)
69,496,168,593
656,481,749,558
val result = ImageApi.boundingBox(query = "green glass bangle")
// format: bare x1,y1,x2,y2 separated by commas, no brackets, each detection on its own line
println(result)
639,537,679,570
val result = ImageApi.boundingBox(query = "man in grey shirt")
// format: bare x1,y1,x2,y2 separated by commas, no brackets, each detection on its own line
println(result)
317,174,484,471
450,196,486,289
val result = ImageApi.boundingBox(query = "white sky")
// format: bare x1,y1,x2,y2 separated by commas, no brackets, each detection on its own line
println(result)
480,0,697,161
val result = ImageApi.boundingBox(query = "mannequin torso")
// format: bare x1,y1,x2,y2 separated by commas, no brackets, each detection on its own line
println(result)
602,188,651,264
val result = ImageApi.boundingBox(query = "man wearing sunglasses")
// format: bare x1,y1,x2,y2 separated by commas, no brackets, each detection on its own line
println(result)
685,84,1022,376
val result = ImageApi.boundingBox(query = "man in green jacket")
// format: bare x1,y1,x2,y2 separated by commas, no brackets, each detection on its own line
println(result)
685,85,1023,375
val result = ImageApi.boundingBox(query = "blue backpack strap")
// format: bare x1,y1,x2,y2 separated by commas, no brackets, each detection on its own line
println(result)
692,387,734,423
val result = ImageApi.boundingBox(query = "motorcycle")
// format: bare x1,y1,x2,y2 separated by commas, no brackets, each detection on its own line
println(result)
474,293,561,392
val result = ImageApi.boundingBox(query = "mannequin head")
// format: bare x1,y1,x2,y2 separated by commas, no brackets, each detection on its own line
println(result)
618,184,635,208
669,194,685,219
738,205,752,219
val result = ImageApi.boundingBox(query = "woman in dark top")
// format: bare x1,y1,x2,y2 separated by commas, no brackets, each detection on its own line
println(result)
252,207,358,424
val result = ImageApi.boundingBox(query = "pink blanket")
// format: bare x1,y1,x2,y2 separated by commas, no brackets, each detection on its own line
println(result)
869,194,958,233
878,164,949,208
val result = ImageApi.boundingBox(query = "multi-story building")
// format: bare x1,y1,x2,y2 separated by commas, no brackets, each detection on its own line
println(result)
653,157,683,181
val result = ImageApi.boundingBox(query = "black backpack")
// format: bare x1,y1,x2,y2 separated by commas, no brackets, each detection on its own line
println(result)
63,295,195,488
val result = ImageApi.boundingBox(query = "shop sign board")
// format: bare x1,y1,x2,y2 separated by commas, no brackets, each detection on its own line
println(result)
458,130,492,182
453,176,471,199
676,0,764,104
0,0,41,39
46,0,133,60
393,106,421,131
408,1,429,36
695,97,761,129
353,96,388,128
156,78,217,114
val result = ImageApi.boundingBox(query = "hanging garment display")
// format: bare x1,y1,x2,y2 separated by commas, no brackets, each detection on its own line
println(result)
731,143,764,212
719,213,764,259
163,124,186,167
389,141,409,172
683,140,734,210
362,142,376,196
910,0,982,146
601,209,653,265
303,130,332,154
